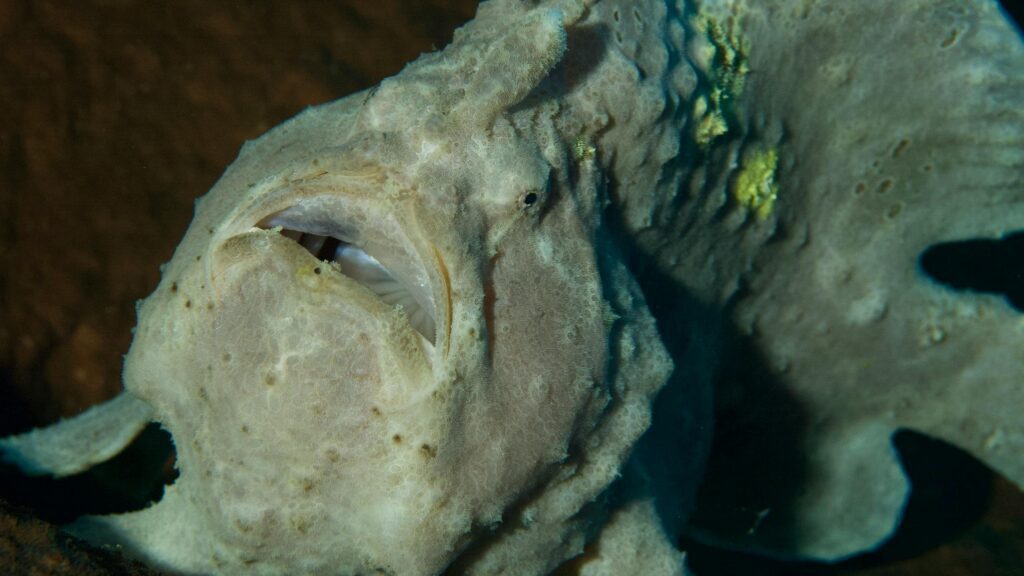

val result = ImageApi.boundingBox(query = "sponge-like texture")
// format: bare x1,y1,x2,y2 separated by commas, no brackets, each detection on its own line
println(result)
4,0,1019,571
57,1,684,574
657,0,1024,560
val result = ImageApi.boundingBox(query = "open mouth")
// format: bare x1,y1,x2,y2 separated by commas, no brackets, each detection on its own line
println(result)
257,206,437,345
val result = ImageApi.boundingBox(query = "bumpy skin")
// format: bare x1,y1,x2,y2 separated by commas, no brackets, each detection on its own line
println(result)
655,0,1024,560
2,0,1022,573
70,2,684,574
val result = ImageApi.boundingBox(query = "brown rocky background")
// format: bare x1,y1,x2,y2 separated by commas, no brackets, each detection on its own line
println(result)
0,1,1020,574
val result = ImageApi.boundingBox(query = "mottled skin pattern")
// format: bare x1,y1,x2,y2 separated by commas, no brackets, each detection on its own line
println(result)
2,0,1022,574
67,1,683,574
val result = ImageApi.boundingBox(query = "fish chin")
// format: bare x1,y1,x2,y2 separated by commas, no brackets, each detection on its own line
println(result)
114,226,446,574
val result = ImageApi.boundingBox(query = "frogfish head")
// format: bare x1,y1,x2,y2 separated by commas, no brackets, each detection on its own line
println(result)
107,6,672,573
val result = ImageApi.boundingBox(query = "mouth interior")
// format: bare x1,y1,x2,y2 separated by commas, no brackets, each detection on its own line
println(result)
260,218,436,345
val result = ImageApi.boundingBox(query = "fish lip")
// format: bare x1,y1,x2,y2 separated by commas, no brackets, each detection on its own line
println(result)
250,196,445,350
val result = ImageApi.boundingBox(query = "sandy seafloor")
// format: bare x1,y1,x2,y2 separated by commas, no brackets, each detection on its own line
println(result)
0,1,1021,574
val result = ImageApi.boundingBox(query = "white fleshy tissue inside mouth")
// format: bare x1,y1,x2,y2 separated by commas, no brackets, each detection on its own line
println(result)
259,210,437,344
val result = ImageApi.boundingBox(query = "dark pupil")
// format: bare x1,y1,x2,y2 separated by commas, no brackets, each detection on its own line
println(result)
523,192,538,207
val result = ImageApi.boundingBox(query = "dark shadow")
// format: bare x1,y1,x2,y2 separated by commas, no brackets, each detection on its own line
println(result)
845,430,993,567
510,23,611,111
598,165,808,545
919,230,1024,312
679,331,813,555
0,424,176,524
681,429,994,575
0,369,34,439
613,234,719,537
999,0,1024,36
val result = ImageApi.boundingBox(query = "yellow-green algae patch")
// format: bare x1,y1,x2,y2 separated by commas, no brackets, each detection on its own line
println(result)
693,96,729,148
691,14,750,148
733,147,779,220
573,134,596,161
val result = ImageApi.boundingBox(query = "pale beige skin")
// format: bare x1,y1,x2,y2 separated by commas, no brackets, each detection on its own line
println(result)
2,0,1022,573
81,3,680,574
0,2,683,574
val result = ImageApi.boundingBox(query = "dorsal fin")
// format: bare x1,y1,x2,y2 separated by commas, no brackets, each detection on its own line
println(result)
453,9,567,128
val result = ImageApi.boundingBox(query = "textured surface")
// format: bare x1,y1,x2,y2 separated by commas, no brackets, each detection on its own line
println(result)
0,0,480,573
0,1,1022,575
17,1,682,574
659,0,1024,560
0,499,161,576
0,0,478,434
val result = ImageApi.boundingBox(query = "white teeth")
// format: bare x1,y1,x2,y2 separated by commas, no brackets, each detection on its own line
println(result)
260,217,436,345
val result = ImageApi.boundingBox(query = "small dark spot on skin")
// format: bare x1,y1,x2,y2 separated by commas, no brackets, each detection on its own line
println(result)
941,29,960,48
885,204,904,219
392,434,402,444
420,444,437,458
265,374,276,387
208,228,214,234
892,139,910,159
195,255,201,262
923,164,934,172
207,303,214,310
468,328,476,337
371,406,382,416
301,478,315,492
613,9,620,22
241,425,250,434
198,387,208,401
326,449,340,463
314,267,321,274
223,353,232,362
185,299,192,308
312,404,325,417
170,282,178,293
615,31,623,44
877,179,894,194
854,182,867,195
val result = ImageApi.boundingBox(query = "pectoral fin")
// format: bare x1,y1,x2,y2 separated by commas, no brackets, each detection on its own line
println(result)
0,392,154,477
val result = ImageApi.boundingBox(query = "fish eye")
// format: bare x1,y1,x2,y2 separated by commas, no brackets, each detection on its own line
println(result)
521,191,538,208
